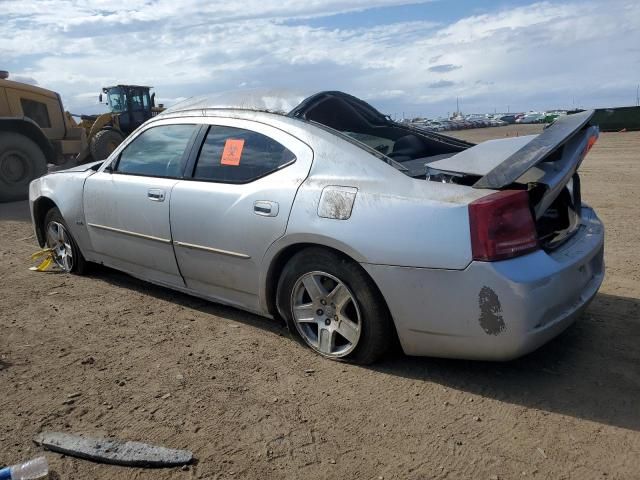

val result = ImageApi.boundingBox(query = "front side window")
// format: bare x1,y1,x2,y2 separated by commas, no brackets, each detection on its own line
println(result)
20,98,51,128
116,124,198,178
193,126,296,183
107,88,127,113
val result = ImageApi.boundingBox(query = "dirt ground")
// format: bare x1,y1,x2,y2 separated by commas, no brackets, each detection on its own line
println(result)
1,124,639,479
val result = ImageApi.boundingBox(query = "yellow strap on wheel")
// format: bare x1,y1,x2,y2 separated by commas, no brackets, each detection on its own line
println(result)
30,248,54,260
29,248,55,272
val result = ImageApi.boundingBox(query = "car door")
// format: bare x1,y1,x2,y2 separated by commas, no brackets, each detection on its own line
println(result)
83,122,200,287
170,119,313,312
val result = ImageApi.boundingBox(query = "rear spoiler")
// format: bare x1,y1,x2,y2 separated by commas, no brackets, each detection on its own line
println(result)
473,110,595,189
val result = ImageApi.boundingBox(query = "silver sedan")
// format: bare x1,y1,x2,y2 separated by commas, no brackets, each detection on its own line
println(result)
29,91,605,363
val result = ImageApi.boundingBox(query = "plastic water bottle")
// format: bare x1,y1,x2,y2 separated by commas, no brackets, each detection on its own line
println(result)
0,457,48,480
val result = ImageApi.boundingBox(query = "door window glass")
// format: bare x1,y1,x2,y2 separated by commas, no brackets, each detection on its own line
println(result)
116,124,197,178
193,126,295,183
107,88,127,113
130,91,144,111
20,98,51,128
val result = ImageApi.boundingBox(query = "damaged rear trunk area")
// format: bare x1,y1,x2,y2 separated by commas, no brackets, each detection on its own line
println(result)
425,110,598,251
289,90,472,164
290,92,597,253
529,173,583,250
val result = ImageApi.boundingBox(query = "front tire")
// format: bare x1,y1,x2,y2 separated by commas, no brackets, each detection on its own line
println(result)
276,248,393,364
0,132,47,202
44,207,88,274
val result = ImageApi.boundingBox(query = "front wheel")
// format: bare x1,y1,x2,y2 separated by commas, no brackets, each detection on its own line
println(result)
276,248,393,364
44,207,88,274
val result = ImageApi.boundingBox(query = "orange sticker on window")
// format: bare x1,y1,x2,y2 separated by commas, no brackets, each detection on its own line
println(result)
220,138,245,166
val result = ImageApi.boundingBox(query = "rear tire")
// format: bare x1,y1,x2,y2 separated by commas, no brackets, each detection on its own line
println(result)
90,129,124,160
0,132,47,202
276,247,393,364
44,207,88,274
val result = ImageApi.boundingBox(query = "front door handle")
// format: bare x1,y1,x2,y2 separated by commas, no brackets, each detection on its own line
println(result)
148,189,165,202
253,200,279,217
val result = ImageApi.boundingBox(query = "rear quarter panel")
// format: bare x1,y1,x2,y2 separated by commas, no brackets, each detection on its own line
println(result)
271,129,489,269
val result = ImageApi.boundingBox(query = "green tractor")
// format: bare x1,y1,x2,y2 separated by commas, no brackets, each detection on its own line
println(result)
76,85,163,162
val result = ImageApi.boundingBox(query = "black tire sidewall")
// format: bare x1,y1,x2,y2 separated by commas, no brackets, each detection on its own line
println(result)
44,207,87,274
90,130,124,161
277,248,392,364
0,131,47,202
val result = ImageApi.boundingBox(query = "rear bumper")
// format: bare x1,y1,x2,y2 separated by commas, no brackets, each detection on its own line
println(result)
362,206,605,361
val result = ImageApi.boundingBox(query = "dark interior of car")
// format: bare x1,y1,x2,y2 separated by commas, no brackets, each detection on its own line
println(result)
291,93,472,172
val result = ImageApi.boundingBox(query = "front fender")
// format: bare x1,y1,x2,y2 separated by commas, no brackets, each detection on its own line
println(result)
29,171,93,255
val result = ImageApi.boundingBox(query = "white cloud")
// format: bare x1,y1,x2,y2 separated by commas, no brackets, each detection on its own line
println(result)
7,75,39,85
1,0,639,116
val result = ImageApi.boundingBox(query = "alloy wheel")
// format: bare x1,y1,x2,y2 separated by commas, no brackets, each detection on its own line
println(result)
46,221,74,272
291,271,362,357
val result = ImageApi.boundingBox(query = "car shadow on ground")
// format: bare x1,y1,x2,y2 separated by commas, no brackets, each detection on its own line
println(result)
93,266,288,337
0,200,30,222
373,292,640,432
90,266,640,432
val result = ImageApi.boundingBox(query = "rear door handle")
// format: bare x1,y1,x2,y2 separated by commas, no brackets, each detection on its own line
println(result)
253,200,279,217
148,189,165,202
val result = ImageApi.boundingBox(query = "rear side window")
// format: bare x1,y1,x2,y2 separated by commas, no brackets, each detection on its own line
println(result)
20,98,51,128
116,124,197,178
193,126,295,183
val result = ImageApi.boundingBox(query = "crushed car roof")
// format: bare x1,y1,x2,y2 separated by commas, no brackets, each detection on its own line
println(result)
161,89,312,116
158,89,393,128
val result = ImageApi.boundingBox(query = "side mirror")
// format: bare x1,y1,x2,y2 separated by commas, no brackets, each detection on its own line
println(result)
98,93,103,103
103,161,114,173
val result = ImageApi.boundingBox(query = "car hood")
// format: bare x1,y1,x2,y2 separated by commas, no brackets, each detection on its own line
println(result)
427,135,536,177
426,110,598,220
428,110,595,190
49,160,104,174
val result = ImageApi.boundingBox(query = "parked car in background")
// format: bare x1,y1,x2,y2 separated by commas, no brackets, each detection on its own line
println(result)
29,90,604,364
517,113,546,124
544,111,566,124
500,115,518,124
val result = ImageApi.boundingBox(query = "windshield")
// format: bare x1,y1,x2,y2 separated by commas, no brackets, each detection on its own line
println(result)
107,87,127,113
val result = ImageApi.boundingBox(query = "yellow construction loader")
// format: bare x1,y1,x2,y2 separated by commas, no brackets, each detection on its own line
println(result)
0,71,161,201
75,84,164,163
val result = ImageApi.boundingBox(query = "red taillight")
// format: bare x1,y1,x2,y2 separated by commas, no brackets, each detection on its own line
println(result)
583,134,598,157
469,190,538,261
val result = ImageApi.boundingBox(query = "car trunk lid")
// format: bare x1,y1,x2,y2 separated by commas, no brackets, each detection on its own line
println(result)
426,110,598,249
427,110,597,214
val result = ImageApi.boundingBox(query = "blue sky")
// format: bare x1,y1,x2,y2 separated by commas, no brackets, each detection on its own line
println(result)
284,0,538,29
2,0,639,118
